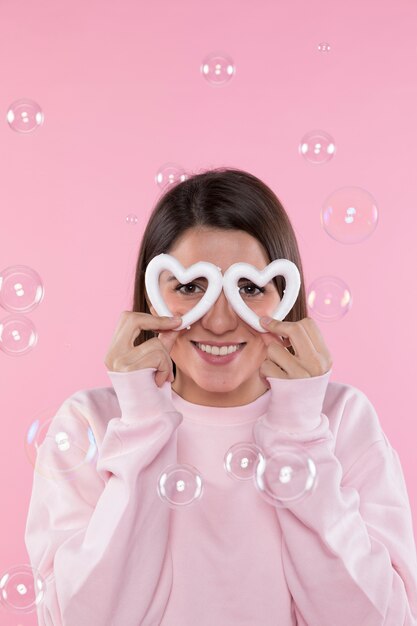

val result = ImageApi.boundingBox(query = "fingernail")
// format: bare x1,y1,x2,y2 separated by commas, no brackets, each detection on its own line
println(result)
260,316,273,325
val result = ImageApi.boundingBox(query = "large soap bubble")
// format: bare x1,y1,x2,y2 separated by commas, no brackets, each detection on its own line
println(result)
254,443,317,507
157,463,203,508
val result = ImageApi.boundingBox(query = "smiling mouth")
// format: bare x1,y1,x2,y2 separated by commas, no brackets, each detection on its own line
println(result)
191,341,246,356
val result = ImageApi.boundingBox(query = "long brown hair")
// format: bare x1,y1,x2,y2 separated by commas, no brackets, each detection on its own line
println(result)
132,167,307,371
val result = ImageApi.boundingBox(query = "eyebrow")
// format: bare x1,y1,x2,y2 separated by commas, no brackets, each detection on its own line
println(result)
165,274,207,282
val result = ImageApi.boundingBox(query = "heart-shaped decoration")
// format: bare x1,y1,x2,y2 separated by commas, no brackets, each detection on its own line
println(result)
145,254,223,330
145,254,301,333
222,259,301,333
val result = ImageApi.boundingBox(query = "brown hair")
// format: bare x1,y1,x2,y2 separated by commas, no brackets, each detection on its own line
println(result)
132,167,307,371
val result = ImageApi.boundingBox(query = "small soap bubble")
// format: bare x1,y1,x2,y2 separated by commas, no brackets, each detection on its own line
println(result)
0,265,44,313
254,444,316,507
157,464,203,508
224,442,263,480
0,564,46,613
6,99,44,133
155,163,188,190
200,51,236,85
125,214,138,225
317,42,331,52
307,275,352,322
0,315,38,356
25,407,98,482
299,130,336,165
321,186,378,243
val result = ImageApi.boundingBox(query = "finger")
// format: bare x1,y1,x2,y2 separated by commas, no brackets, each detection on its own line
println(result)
120,337,173,386
265,341,312,377
136,342,173,387
157,328,182,354
299,317,332,360
117,313,182,351
260,331,286,349
260,358,288,380
111,336,164,367
260,319,316,358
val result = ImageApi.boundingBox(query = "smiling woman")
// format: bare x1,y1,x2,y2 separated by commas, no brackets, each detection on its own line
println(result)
24,167,417,626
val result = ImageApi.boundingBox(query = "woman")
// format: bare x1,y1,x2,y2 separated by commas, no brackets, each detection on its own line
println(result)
25,168,417,625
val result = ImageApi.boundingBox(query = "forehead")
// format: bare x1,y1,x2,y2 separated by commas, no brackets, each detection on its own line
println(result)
164,227,270,272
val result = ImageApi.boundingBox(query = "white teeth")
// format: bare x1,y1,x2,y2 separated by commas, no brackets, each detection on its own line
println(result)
196,342,241,355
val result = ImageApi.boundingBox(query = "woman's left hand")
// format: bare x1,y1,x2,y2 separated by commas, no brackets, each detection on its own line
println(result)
259,316,333,381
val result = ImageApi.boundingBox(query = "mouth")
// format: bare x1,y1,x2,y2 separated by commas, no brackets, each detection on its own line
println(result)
190,341,246,364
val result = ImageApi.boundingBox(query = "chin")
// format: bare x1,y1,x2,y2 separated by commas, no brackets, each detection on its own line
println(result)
192,372,246,392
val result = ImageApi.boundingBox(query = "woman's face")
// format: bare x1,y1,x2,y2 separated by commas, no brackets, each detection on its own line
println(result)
149,226,281,406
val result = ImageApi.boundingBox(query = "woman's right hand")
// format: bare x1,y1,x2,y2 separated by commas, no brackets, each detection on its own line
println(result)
104,311,183,387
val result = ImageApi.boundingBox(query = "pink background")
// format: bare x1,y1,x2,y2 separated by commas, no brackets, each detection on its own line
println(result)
1,0,416,621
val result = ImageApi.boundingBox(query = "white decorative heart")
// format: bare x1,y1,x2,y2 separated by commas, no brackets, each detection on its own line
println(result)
145,254,223,331
145,254,301,333
222,259,301,333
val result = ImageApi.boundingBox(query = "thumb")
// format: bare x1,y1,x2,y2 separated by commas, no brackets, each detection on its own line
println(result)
260,330,287,348
157,327,181,354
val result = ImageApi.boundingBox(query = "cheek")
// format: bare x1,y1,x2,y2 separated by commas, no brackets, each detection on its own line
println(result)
159,288,200,316
170,334,189,357
244,295,280,317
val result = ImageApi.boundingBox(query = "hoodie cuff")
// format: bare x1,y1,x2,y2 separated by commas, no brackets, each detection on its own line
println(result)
263,368,332,433
106,367,177,423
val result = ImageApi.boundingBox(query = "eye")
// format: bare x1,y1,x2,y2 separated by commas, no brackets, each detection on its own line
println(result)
175,282,203,295
240,282,266,297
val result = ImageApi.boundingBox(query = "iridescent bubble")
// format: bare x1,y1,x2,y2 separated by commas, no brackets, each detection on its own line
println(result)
0,265,44,313
224,442,263,480
0,315,38,356
200,51,236,85
155,163,188,190
0,564,46,613
125,214,138,225
299,130,336,165
317,42,331,52
307,275,352,322
6,99,44,133
321,186,378,243
24,407,98,482
157,464,203,508
254,444,317,507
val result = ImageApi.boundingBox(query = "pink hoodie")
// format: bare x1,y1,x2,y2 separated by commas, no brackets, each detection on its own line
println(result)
24,367,417,626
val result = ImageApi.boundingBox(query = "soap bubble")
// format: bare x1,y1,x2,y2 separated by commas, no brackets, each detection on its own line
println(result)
299,130,336,164
0,315,38,356
157,464,203,508
25,407,98,482
0,265,44,313
200,51,236,85
317,42,331,52
321,186,378,243
0,564,46,613
254,443,317,507
6,99,44,133
224,442,263,480
307,275,352,322
155,163,188,190
125,214,138,225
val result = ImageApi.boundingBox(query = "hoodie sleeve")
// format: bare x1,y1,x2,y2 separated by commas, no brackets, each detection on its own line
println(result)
24,367,182,626
252,369,417,626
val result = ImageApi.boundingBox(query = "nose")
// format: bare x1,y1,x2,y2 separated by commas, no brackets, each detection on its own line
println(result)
199,289,239,333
